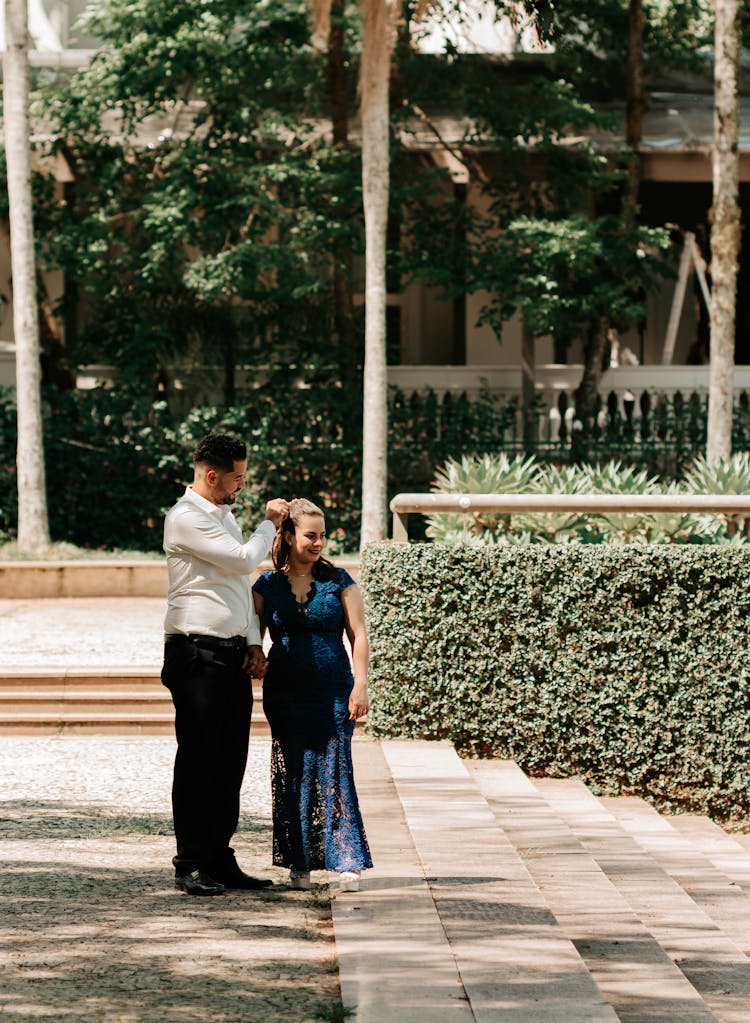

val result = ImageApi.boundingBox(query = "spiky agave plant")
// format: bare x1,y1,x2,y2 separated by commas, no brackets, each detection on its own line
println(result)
647,480,723,544
683,453,750,539
577,462,660,543
426,453,542,543
511,463,594,543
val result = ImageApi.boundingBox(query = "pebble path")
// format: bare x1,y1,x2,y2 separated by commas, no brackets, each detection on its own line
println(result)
0,598,342,1023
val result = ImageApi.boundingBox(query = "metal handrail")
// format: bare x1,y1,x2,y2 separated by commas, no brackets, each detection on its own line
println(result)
389,492,750,541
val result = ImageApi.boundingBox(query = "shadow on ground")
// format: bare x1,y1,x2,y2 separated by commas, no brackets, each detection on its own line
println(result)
0,803,345,1023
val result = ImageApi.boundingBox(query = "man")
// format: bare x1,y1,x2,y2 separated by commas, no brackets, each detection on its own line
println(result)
162,431,289,896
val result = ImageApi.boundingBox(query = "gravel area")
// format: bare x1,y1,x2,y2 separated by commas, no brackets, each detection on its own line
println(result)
0,735,273,822
0,598,165,668
0,698,343,1021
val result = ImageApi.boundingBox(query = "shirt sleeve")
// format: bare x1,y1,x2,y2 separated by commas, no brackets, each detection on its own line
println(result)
166,510,276,575
245,609,262,648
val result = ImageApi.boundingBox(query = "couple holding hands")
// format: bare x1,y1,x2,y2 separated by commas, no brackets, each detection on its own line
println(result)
161,432,372,896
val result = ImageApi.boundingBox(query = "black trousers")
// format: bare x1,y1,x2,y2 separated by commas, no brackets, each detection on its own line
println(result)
161,636,253,876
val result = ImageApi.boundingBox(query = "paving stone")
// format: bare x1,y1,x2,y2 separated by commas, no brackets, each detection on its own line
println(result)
333,739,473,1023
599,797,750,956
0,734,340,1023
662,815,750,899
470,761,720,1023
383,741,618,1023
539,777,750,1023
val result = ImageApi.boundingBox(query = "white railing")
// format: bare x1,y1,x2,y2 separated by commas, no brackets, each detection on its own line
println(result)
388,365,750,445
387,364,750,399
389,492,750,541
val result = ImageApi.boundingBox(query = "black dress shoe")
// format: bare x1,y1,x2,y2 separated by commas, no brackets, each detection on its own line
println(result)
174,870,226,896
211,867,273,890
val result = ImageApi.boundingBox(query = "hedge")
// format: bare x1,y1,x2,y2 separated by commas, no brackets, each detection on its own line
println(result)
361,542,750,822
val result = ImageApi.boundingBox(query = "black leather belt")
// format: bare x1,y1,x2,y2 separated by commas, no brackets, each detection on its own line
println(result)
165,634,246,651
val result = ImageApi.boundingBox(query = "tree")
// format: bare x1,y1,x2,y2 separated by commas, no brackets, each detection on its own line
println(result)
707,0,741,463
42,0,368,424
314,0,400,546
3,0,50,553
357,1,400,546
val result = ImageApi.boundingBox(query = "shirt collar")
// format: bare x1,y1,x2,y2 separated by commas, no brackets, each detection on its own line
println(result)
183,485,228,517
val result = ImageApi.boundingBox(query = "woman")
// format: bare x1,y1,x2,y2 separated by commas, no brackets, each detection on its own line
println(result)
252,498,373,892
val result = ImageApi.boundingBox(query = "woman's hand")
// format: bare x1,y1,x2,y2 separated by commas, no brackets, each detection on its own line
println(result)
349,684,369,721
245,644,268,679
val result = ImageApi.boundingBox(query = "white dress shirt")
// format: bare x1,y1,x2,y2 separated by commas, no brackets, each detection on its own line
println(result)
163,487,276,647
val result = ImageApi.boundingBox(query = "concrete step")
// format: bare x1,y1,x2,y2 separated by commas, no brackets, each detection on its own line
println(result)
599,796,750,955
0,691,172,713
383,741,618,1023
469,760,720,1023
0,668,165,691
0,711,176,734
537,777,750,1023
0,669,267,733
669,815,750,895
333,738,474,1023
0,710,270,735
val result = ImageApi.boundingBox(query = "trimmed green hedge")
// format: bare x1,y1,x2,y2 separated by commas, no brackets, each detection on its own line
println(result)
361,542,750,822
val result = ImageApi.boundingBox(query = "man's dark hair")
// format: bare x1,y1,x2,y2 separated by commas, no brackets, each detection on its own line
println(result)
193,432,246,472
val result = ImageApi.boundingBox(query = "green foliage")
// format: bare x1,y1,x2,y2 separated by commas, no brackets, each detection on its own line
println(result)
0,391,17,543
21,0,715,404
0,384,362,551
0,384,526,551
401,1,712,356
472,215,673,342
682,453,750,540
38,0,363,386
425,454,747,545
362,541,750,822
426,453,541,543
683,452,750,494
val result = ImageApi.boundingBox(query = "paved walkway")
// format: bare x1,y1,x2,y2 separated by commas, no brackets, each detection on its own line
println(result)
4,598,750,1022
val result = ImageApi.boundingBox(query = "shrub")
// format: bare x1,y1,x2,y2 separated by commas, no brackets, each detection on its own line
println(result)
0,387,362,551
0,384,526,551
361,541,750,822
425,454,749,545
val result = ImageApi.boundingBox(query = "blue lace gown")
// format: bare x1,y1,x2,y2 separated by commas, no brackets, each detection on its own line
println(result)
252,567,373,873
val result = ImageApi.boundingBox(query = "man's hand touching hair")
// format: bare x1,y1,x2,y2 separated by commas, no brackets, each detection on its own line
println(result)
265,499,290,528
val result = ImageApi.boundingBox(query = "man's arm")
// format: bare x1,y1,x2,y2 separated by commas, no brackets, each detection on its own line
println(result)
166,499,288,575
167,512,275,574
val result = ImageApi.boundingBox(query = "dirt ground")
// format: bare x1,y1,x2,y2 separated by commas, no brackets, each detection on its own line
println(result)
0,738,345,1023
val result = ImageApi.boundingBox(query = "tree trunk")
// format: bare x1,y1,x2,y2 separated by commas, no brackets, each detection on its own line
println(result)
623,0,645,223
359,0,398,545
707,0,741,463
328,0,358,417
574,316,609,458
4,0,50,553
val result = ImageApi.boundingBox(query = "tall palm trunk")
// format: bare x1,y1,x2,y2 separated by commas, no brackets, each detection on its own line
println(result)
623,0,645,223
707,0,741,462
328,0,358,417
313,0,398,544
4,0,50,553
359,0,398,545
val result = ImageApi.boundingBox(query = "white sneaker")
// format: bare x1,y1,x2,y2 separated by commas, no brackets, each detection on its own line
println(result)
289,870,311,890
337,871,360,892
